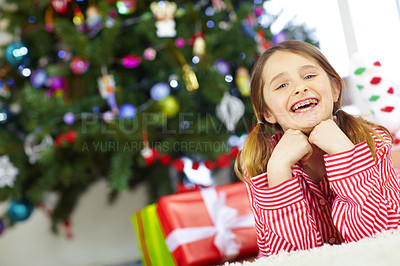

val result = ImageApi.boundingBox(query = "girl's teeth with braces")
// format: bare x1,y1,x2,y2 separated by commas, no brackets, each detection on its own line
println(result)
292,99,318,111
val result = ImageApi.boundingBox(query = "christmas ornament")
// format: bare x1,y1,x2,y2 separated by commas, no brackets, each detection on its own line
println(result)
65,130,77,143
175,37,186,49
0,155,18,187
159,96,179,118
216,93,245,132
116,0,137,15
119,104,137,119
63,112,75,125
7,199,33,222
24,134,53,164
182,64,199,91
45,5,54,32
350,53,400,150
86,6,103,38
255,30,272,54
272,31,288,45
5,42,30,67
0,108,11,125
235,66,250,96
192,35,206,57
150,1,177,38
121,55,141,68
103,111,115,123
98,71,118,112
150,82,170,101
143,48,156,61
51,0,72,15
70,56,89,74
141,130,159,165
30,69,47,88
214,59,230,76
73,7,85,32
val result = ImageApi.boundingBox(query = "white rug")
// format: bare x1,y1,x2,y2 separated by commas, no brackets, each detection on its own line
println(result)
226,229,400,266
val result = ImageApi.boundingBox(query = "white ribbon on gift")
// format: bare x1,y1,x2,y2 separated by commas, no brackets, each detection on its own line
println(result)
165,187,255,257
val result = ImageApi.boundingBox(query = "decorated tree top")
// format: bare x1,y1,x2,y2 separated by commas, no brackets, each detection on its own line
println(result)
0,0,317,235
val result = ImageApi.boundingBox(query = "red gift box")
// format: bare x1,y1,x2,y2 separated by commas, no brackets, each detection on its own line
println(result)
156,182,258,265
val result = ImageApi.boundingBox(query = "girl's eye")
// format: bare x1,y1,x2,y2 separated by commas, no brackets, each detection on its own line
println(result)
304,74,315,80
276,83,287,90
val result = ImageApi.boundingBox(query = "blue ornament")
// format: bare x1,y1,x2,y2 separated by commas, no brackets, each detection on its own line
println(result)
7,199,34,222
30,69,47,88
4,42,30,67
150,83,170,101
119,104,137,119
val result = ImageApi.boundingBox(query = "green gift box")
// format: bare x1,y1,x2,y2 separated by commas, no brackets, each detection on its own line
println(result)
131,203,176,266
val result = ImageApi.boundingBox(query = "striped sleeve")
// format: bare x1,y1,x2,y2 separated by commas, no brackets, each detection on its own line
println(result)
246,172,322,256
325,136,400,242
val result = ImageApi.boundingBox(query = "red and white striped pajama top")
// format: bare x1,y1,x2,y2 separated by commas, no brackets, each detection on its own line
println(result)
244,129,400,257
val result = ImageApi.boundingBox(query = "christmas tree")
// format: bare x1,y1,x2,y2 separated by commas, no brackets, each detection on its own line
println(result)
0,0,317,234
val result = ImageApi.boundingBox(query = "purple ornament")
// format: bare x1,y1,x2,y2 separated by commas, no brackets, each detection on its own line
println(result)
47,76,64,90
254,7,263,16
121,55,141,68
214,59,230,76
119,104,137,119
63,112,75,125
272,31,288,45
175,38,186,49
30,69,47,88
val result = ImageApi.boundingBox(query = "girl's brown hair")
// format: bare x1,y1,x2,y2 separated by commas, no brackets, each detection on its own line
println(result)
235,40,391,181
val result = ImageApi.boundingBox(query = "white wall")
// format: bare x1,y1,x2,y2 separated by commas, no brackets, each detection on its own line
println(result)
0,181,147,266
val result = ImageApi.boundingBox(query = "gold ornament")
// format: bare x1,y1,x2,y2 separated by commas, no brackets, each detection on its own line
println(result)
235,66,250,97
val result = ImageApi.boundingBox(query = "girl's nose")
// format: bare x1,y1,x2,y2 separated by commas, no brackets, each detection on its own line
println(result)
294,86,308,95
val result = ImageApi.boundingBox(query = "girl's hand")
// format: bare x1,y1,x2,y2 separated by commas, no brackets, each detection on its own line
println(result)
308,119,354,155
267,129,313,187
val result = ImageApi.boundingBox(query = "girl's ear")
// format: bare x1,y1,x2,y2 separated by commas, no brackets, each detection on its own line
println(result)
332,82,341,103
264,110,277,124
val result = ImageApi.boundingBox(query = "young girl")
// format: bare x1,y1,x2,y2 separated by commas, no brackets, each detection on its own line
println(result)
235,40,400,257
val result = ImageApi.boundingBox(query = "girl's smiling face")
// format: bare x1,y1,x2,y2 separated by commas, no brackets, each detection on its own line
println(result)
262,51,340,133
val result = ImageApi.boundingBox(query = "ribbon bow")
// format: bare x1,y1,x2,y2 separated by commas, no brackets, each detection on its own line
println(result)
165,187,254,257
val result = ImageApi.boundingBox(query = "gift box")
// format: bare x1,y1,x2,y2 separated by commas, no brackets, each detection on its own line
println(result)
131,203,175,266
157,182,258,266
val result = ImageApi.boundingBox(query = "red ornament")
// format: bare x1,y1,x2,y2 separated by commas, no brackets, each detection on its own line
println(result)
143,148,159,166
65,130,77,143
204,160,215,171
51,0,72,15
192,161,200,170
159,154,172,165
172,159,185,172
370,77,382,85
230,146,240,159
215,154,231,168
54,133,65,147
394,138,400,145
381,106,395,113
388,87,394,94
373,61,381,66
